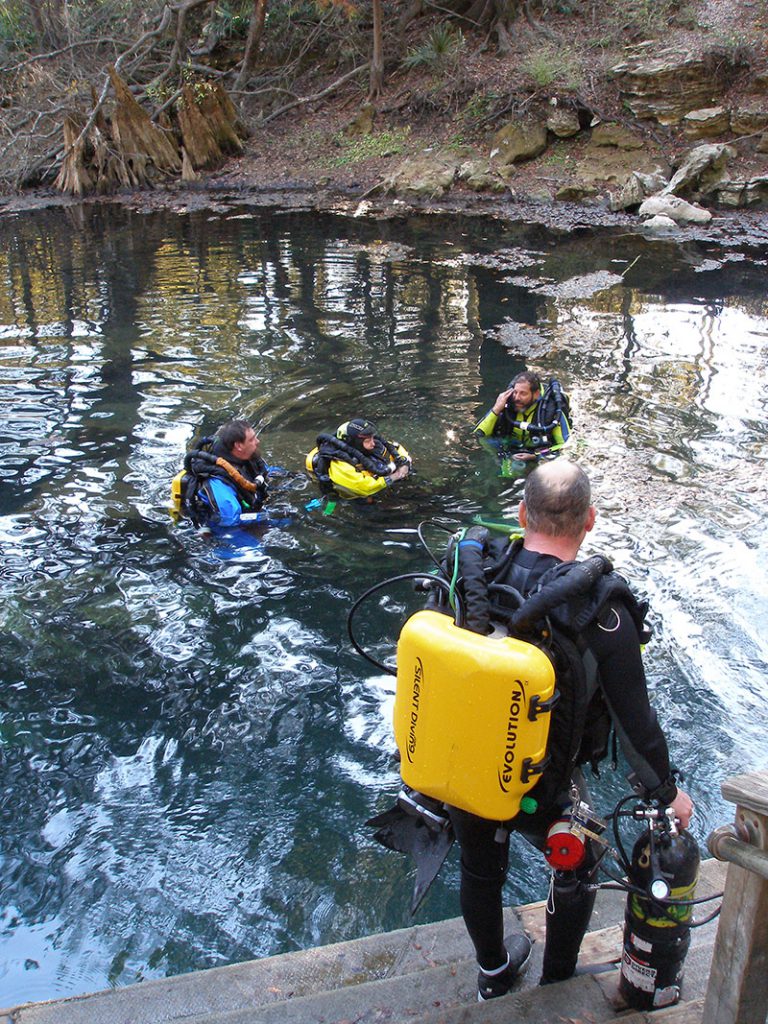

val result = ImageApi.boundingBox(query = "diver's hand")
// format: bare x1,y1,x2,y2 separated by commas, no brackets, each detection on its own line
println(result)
492,388,514,415
512,452,538,462
390,464,410,482
670,788,694,829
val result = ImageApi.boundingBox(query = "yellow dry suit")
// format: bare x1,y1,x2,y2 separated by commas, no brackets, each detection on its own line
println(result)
305,426,411,500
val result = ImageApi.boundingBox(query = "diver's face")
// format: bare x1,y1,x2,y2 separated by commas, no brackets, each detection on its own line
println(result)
512,382,539,411
233,427,259,460
360,435,375,452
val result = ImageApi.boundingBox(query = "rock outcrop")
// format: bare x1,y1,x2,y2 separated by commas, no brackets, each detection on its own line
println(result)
639,194,713,224
611,45,740,125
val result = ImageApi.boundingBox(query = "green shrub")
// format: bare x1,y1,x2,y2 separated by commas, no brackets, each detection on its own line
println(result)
521,45,584,90
402,22,465,72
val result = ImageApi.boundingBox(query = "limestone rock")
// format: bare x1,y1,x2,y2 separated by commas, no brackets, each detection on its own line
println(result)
639,194,712,224
642,214,679,232
662,143,734,196
458,158,507,193
730,107,768,135
682,107,730,139
556,184,599,201
345,104,375,137
575,139,669,186
608,169,666,211
590,123,644,149
384,150,460,197
710,175,768,208
611,46,738,125
759,134,768,154
491,122,548,166
546,107,581,138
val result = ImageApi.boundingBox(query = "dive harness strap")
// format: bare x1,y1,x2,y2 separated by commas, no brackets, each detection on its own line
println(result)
500,379,570,442
188,450,263,495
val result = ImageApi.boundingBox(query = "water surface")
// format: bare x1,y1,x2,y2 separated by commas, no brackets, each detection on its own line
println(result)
0,205,766,1005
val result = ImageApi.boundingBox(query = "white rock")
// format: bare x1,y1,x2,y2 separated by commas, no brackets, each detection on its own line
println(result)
639,194,712,223
641,214,679,231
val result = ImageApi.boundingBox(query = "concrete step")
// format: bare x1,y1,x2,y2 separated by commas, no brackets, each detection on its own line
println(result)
4,859,725,1024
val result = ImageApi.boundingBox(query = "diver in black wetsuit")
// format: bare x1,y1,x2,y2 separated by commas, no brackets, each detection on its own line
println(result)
447,461,694,1000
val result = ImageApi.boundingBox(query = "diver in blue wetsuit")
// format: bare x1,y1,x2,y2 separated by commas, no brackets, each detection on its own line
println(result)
171,419,271,528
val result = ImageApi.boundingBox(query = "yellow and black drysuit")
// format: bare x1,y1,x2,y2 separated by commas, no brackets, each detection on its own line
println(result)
172,437,269,527
305,425,411,500
426,528,679,983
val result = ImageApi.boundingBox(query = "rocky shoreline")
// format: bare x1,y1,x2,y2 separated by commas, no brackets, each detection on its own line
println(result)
3,176,768,253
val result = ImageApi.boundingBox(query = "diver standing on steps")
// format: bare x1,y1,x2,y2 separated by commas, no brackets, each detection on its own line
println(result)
363,460,695,1003
446,461,693,999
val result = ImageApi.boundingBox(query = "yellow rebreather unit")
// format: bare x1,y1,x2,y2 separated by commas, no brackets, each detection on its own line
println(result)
393,609,557,821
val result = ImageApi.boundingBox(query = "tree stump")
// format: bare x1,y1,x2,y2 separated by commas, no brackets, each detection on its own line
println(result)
107,66,181,181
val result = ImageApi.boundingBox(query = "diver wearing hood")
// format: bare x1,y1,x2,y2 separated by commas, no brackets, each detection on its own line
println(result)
305,418,412,500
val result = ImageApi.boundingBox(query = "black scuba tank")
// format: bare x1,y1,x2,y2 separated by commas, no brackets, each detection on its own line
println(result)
619,824,700,1010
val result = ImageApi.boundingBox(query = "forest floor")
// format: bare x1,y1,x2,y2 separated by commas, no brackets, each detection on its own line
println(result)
0,0,766,235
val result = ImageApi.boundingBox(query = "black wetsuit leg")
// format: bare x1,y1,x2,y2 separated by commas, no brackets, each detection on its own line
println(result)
449,772,600,981
515,772,600,983
447,807,510,971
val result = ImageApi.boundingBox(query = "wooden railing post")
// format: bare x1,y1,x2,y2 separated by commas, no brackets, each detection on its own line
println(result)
703,769,768,1024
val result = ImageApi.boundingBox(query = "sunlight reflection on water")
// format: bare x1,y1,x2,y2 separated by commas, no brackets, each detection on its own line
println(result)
0,206,766,1006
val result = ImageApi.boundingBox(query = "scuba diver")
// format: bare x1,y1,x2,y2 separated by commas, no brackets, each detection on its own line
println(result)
305,418,412,503
171,419,271,528
364,461,693,1002
474,371,571,479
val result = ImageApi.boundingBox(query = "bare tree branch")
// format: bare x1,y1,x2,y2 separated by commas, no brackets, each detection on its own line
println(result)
0,38,120,73
262,63,370,125
63,4,175,164
153,0,216,90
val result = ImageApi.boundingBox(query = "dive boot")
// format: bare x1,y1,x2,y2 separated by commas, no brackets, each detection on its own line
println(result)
477,933,532,1001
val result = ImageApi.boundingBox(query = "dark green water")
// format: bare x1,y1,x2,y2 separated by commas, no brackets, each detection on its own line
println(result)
0,204,766,1005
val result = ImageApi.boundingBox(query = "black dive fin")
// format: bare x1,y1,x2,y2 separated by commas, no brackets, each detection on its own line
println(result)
366,802,455,915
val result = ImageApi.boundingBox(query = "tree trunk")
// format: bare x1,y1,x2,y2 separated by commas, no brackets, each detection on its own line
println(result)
234,0,269,91
26,0,66,49
369,0,384,99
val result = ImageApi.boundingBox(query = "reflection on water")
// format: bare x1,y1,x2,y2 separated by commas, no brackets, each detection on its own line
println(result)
0,206,767,1005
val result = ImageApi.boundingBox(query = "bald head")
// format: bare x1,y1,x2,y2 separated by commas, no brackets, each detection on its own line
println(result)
522,461,592,539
